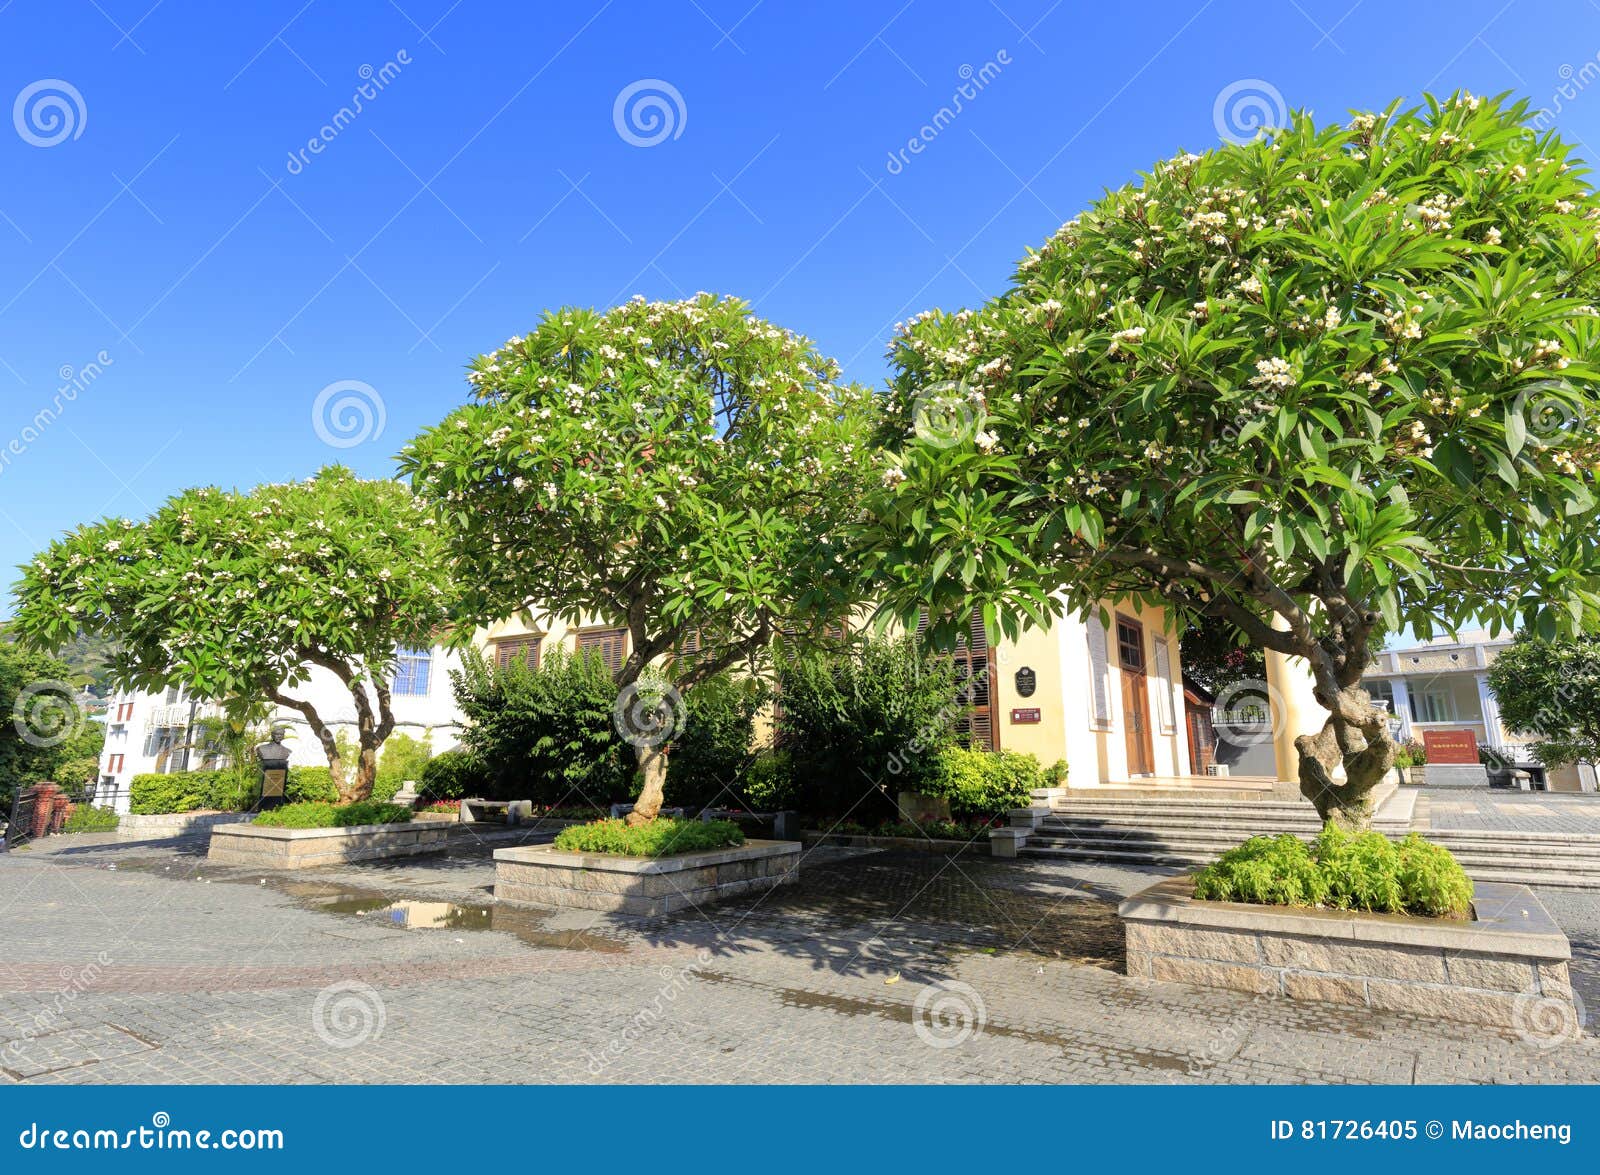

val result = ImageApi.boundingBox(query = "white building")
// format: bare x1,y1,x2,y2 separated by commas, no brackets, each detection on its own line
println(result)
1364,631,1597,793
93,644,465,813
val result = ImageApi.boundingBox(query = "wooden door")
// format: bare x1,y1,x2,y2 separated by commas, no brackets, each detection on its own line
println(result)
1116,615,1155,775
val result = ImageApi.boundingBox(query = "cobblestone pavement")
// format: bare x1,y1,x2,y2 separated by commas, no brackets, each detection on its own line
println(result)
1419,789,1600,834
1,831,1597,1085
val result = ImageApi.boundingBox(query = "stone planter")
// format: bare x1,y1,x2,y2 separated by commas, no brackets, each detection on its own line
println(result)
207,821,450,870
494,839,800,916
1120,876,1576,1030
118,811,255,839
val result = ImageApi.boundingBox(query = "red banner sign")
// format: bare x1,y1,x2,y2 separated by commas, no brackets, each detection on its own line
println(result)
1422,729,1479,765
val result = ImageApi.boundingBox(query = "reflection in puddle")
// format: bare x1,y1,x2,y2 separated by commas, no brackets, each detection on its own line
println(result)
303,893,630,953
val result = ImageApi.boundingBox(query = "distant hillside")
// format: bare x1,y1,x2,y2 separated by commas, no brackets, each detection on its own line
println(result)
0,626,120,697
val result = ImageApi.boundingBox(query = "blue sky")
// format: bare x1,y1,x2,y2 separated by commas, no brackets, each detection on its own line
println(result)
1,0,1598,607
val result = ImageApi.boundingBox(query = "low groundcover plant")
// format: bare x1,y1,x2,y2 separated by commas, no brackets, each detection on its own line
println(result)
552,817,745,857
1193,824,1473,918
252,800,414,829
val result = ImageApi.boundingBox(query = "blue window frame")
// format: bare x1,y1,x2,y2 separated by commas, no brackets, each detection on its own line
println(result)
392,648,433,697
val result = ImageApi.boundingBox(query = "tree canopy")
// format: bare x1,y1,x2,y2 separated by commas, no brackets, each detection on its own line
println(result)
1487,633,1600,768
867,92,1600,824
401,293,878,819
10,467,451,800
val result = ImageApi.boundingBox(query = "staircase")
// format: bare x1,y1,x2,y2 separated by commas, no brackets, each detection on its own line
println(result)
1013,791,1600,890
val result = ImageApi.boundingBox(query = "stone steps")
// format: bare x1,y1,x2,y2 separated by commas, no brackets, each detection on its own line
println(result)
1015,796,1600,889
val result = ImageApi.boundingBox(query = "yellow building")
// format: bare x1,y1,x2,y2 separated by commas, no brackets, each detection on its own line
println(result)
478,597,1195,789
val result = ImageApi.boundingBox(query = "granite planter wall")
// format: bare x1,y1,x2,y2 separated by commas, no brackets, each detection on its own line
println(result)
494,839,800,916
207,821,450,869
1120,876,1576,1031
118,811,255,839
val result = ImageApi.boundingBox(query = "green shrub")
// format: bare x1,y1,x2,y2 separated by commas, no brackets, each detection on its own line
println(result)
252,800,412,829
1395,833,1475,918
666,674,768,809
927,747,1045,817
1194,834,1331,907
776,635,962,819
369,774,403,804
379,733,432,786
334,800,412,826
62,804,119,832
452,648,632,804
552,817,744,857
419,748,487,800
253,801,337,828
130,771,214,814
206,770,260,812
741,750,797,810
1315,824,1404,913
54,756,101,787
1194,825,1473,918
285,765,339,804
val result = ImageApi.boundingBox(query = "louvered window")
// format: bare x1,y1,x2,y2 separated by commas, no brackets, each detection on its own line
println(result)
917,607,998,752
575,626,628,675
1151,636,1176,734
494,635,542,669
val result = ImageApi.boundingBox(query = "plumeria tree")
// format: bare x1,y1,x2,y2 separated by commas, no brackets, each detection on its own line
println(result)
402,293,877,822
11,468,451,802
869,93,1600,828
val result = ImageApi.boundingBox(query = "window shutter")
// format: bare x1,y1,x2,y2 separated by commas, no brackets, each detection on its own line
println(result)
495,636,542,669
1087,617,1113,730
1152,637,1176,733
576,627,628,675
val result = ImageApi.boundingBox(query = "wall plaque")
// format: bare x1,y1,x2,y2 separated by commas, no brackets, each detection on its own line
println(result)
1422,729,1479,766
1010,708,1041,725
1014,667,1037,698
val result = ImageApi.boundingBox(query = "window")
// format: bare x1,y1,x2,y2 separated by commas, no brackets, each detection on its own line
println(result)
1409,683,1456,724
916,607,998,751
575,627,628,675
494,635,542,669
115,701,134,723
1366,679,1395,714
106,754,125,774
1115,617,1146,672
392,648,433,697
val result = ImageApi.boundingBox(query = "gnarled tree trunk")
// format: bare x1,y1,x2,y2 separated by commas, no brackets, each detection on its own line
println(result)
627,742,669,825
1295,687,1396,830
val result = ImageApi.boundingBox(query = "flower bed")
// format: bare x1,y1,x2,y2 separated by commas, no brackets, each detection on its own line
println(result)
252,800,412,829
551,817,743,858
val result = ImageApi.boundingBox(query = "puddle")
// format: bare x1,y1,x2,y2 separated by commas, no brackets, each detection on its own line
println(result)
299,892,631,953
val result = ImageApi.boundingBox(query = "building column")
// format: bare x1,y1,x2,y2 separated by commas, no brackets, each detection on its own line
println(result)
1264,631,1329,785
1388,676,1413,741
1476,673,1504,747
